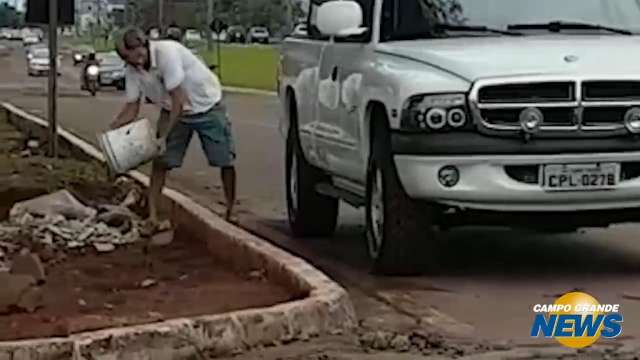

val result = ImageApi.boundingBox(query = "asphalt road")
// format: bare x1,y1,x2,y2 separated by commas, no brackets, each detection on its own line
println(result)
3,41,640,356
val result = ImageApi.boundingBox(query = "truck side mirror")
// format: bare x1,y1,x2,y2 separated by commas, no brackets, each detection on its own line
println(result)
316,0,367,38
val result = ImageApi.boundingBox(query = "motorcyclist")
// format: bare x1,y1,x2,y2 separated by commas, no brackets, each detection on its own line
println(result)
82,52,100,89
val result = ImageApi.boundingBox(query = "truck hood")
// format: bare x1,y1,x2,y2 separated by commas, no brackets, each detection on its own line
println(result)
377,36,640,82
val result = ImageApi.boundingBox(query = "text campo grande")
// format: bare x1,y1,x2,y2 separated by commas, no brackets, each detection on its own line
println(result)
533,304,621,313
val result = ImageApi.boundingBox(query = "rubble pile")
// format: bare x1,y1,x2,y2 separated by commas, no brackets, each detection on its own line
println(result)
0,184,146,315
0,189,143,259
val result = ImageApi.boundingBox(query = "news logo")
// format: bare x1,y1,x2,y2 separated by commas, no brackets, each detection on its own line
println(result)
530,292,623,348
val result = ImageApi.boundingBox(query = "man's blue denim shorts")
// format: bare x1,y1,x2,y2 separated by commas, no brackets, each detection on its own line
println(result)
157,103,236,169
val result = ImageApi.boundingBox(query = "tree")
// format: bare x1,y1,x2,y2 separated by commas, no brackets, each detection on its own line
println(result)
0,3,23,28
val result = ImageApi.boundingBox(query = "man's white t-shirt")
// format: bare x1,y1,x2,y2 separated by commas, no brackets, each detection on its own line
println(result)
125,40,222,116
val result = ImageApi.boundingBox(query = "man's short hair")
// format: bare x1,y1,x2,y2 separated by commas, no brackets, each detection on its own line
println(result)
122,28,148,50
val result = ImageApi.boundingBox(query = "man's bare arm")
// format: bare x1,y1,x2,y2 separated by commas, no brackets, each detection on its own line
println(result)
111,101,141,129
158,86,189,139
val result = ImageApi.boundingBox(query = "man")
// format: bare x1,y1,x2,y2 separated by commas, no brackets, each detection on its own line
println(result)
111,28,237,228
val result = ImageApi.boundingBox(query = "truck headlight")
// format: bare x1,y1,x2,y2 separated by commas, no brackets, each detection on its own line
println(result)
402,94,469,131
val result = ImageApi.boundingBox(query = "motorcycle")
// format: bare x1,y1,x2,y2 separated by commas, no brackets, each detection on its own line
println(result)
83,64,100,96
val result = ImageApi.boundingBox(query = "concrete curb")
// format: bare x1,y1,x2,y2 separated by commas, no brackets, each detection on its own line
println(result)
222,86,277,97
0,102,357,360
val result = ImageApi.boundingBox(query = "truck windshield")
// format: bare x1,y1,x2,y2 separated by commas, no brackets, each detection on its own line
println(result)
381,0,640,41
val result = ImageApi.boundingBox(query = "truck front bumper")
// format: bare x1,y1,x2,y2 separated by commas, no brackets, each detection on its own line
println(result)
394,151,640,212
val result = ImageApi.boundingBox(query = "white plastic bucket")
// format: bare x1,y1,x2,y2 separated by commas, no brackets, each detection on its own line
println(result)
98,118,159,174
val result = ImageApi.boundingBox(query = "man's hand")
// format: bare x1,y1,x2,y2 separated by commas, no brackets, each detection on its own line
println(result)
109,117,133,130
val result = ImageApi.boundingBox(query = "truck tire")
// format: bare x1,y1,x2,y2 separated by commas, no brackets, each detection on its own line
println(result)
285,112,338,238
365,112,438,275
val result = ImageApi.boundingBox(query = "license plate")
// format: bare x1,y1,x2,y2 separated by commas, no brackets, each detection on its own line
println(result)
542,163,619,191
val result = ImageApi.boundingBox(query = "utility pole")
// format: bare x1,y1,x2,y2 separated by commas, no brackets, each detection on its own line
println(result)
206,0,213,51
158,0,164,36
48,0,59,158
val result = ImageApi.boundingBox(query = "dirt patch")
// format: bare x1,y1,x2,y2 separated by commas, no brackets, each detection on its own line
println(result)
0,113,297,342
0,228,294,341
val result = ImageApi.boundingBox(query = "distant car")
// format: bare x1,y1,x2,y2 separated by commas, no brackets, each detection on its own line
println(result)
27,48,61,76
226,26,246,43
23,35,40,46
0,28,11,40
96,52,125,90
72,45,95,66
25,43,47,60
185,29,202,42
148,28,160,39
291,23,308,37
10,29,22,41
248,27,270,44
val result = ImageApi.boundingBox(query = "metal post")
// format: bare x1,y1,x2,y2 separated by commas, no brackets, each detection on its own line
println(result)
48,0,58,158
216,32,222,81
206,0,213,51
158,0,164,36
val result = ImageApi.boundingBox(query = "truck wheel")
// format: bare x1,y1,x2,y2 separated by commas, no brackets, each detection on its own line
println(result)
285,115,338,237
365,113,438,275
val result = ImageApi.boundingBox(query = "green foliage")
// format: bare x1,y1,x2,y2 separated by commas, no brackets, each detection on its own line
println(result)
0,3,23,28
201,45,278,91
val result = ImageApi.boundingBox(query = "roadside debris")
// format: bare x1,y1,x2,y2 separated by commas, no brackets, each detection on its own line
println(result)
140,278,158,288
0,190,142,256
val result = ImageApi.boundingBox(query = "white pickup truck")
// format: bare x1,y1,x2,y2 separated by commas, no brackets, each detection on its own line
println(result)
278,0,640,274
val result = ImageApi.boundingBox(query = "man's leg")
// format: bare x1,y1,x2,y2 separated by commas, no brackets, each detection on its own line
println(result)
148,159,167,225
221,166,236,220
147,111,191,229
195,106,237,221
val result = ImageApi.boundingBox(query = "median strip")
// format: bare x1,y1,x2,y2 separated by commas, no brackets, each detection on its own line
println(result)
0,102,356,359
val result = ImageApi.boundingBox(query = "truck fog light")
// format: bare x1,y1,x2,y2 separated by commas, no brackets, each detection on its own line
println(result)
519,107,544,134
447,108,466,128
426,108,447,130
624,108,640,134
438,166,460,188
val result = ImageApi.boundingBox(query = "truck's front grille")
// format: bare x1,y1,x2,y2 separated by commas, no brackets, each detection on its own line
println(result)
481,108,575,127
582,107,628,127
470,77,640,137
478,82,574,103
583,81,640,101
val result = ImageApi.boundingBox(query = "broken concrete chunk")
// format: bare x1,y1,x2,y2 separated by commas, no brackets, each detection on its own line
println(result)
0,273,36,314
26,139,40,149
140,278,157,288
10,253,46,283
149,230,174,247
93,242,115,253
10,190,97,221
120,189,143,209
66,241,84,249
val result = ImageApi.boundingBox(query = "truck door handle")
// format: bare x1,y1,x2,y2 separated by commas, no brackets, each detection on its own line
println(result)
331,66,338,81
